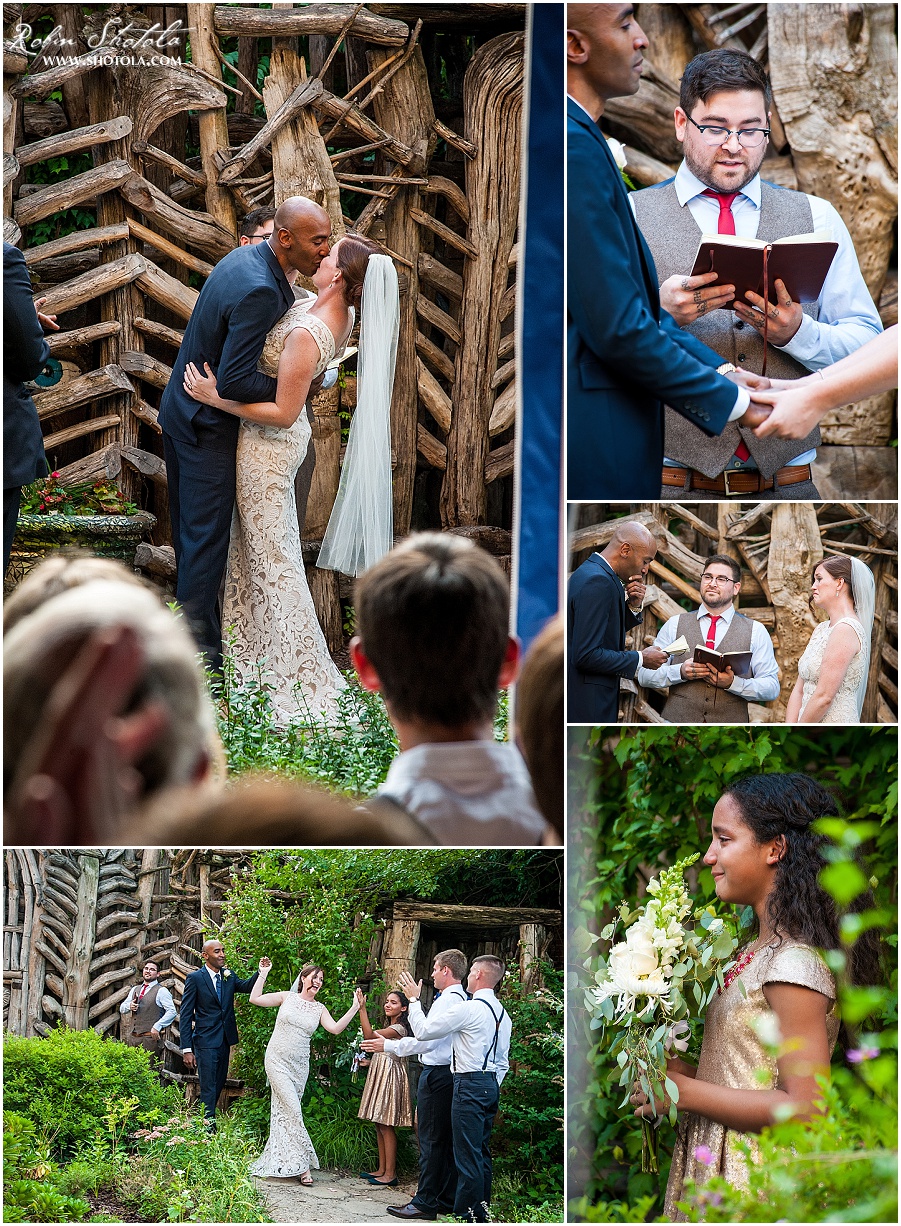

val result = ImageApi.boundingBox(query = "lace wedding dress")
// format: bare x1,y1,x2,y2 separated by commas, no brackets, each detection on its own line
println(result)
250,994,324,1178
797,617,866,724
222,299,346,724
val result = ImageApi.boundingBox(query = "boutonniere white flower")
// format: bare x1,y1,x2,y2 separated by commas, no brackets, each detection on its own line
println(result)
223,969,232,980
606,136,627,169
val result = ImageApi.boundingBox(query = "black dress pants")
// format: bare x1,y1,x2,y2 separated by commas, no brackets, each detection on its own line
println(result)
452,1072,499,1222
195,1040,230,1121
412,1064,456,1213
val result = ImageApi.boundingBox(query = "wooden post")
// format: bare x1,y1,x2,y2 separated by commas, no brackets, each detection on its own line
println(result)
187,3,237,236
368,43,437,536
440,33,523,526
519,922,547,994
64,852,100,1030
382,916,421,988
767,502,823,721
23,850,47,1038
864,556,893,723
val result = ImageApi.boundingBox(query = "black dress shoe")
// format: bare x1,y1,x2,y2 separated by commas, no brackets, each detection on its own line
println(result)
386,1205,436,1220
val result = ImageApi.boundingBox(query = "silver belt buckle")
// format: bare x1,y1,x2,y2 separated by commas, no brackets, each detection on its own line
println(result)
723,469,744,497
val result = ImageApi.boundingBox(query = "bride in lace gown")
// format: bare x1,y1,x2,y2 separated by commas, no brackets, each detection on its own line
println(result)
248,958,360,1184
786,554,875,724
183,235,398,724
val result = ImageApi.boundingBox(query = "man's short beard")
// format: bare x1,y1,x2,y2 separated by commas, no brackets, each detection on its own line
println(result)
683,144,765,194
703,592,735,612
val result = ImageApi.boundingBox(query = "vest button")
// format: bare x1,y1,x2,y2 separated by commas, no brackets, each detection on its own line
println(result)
735,321,745,330
738,353,746,362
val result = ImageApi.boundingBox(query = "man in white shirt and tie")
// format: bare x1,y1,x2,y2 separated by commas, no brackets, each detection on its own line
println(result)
119,959,176,1060
362,949,470,1221
397,955,512,1224
636,553,780,722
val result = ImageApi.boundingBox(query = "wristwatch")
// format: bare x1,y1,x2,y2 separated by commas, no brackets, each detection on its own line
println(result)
716,362,737,375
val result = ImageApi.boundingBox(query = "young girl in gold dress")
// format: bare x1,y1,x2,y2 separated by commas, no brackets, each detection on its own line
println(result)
355,988,413,1187
630,773,880,1220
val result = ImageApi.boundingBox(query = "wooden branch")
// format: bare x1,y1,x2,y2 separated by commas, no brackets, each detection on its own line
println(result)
417,423,447,469
416,358,452,433
15,116,132,168
119,172,234,259
409,205,478,259
122,446,168,486
416,331,456,383
665,503,721,542
134,316,185,350
213,5,409,45
335,171,429,186
126,218,214,277
130,400,162,434
43,414,121,451
649,558,702,604
54,445,122,487
14,158,133,227
432,117,477,160
393,901,559,924
418,252,463,301
488,379,517,436
216,78,324,182
11,44,118,100
34,364,135,422
485,440,514,483
357,18,423,112
490,357,516,390
329,137,392,164
132,140,207,188
136,258,199,322
119,349,172,392
316,87,421,169
134,543,177,579
33,251,145,316
47,320,122,354
421,174,470,222
415,295,461,345
24,223,129,266
22,100,67,140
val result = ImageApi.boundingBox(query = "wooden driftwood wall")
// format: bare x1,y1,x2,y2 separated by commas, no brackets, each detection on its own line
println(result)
3,850,563,1046
603,2,898,499
570,502,899,723
3,3,525,636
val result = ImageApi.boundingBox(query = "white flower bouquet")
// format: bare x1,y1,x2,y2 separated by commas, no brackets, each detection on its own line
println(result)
584,854,740,1172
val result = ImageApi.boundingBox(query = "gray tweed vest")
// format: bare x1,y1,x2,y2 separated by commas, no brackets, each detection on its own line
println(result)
632,179,821,478
662,610,753,724
129,982,165,1036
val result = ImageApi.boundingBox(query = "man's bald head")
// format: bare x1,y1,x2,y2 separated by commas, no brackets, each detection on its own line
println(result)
601,520,658,581
568,3,648,120
270,196,332,278
201,938,226,970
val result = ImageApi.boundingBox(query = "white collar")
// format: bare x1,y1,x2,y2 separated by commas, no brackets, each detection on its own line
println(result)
674,160,762,211
697,603,736,624
567,94,596,122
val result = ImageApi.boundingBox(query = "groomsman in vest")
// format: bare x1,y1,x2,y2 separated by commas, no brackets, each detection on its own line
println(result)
568,521,668,722
362,950,470,1221
636,554,780,723
119,959,177,1061
630,48,882,500
398,956,512,1224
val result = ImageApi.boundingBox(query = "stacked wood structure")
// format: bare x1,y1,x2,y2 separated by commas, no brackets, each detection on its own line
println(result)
3,849,562,1098
570,502,899,723
3,3,525,639
604,2,898,498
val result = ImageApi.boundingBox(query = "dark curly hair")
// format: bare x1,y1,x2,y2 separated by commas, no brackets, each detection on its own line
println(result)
723,773,882,989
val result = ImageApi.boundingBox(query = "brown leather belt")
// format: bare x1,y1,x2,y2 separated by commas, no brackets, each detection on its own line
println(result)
662,464,812,496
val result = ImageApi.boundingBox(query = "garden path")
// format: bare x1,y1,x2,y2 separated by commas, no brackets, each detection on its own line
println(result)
255,1171,420,1223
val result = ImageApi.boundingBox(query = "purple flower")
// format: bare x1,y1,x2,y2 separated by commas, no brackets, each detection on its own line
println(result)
694,1144,715,1166
847,1046,879,1064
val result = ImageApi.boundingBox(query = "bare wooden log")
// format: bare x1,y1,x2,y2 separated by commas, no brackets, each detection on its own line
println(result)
89,946,139,975
15,116,133,168
416,358,451,433
122,446,168,486
30,251,145,316
134,316,185,350
62,853,100,1029
132,139,207,187
135,543,177,579
214,5,409,45
416,295,461,345
488,379,517,437
421,174,470,222
13,158,133,227
441,32,523,526
188,4,237,237
130,400,162,434
27,249,99,283
43,415,122,451
623,144,676,188
409,205,478,259
767,502,823,721
33,365,135,423
432,117,477,160
24,224,130,267
490,358,515,391
318,86,422,170
127,217,215,277
120,350,172,392
604,57,682,164
11,44,119,100
4,217,21,245
485,440,515,483
47,320,122,354
417,423,447,469
415,331,456,383
22,100,67,140
136,257,199,321
54,445,122,487
218,77,323,183
119,171,234,259
418,252,463,301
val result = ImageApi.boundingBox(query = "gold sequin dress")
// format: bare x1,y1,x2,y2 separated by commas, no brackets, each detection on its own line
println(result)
664,939,837,1221
357,1021,414,1127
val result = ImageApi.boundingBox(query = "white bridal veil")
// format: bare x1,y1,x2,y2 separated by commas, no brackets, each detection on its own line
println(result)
317,254,400,577
850,556,876,719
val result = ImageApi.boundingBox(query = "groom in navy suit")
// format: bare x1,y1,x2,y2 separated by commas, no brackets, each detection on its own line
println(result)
159,196,332,672
568,521,667,721
567,4,769,499
180,938,258,1123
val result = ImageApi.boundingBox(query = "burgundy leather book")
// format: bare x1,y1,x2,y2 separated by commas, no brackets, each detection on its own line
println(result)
690,231,839,306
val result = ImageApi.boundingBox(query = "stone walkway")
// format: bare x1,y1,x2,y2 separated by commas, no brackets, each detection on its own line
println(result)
255,1170,420,1224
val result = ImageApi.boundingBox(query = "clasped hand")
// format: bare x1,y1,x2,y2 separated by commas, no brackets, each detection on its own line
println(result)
183,360,219,405
680,661,735,689
734,278,803,346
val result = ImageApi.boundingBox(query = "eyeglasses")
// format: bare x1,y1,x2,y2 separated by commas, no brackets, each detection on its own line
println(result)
248,232,273,243
688,115,770,148
701,574,738,585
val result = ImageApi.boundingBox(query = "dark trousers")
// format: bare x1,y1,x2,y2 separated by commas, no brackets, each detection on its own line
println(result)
412,1064,456,1214
163,420,238,674
195,1041,230,1120
293,405,316,536
4,485,21,576
452,1072,499,1222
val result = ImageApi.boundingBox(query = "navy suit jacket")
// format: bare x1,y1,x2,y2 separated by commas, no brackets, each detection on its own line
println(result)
180,966,258,1052
568,554,644,722
159,241,294,446
567,98,737,499
4,243,49,489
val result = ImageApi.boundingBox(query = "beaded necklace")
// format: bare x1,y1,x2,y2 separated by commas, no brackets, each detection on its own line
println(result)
718,938,773,994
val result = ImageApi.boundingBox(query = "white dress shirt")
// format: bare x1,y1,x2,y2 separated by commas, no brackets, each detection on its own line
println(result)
377,742,548,847
636,603,781,703
407,988,512,1085
631,161,883,467
119,981,177,1029
382,984,470,1065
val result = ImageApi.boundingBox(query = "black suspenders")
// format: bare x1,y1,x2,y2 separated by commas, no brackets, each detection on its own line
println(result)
450,995,506,1072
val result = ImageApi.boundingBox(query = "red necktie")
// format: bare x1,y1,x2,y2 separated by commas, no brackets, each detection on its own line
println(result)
705,614,720,651
702,190,750,460
139,984,147,1000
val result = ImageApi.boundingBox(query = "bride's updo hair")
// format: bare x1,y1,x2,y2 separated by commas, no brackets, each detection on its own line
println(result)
336,234,385,311
298,963,324,990
723,773,880,987
811,555,853,609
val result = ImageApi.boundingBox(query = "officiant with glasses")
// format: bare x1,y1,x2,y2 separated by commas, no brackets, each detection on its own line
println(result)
636,554,779,724
630,48,882,501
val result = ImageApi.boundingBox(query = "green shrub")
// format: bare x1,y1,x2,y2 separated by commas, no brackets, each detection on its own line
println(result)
3,1027,177,1156
3,1113,92,1223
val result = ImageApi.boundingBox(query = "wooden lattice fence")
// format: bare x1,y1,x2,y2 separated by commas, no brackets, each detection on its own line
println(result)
570,501,899,723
